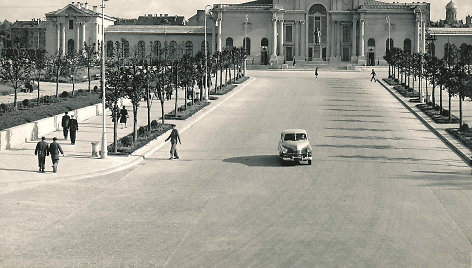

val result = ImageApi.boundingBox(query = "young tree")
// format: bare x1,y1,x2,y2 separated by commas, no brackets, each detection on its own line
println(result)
0,46,32,109
123,64,145,142
31,48,47,105
81,42,98,92
64,52,83,96
51,52,67,97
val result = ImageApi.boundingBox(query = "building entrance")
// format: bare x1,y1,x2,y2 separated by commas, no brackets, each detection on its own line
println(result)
368,52,375,66
286,46,293,61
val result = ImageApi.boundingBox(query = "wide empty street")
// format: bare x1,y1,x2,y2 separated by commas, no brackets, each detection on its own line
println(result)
2,70,472,267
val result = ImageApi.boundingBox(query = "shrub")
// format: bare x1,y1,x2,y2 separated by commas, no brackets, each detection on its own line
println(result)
427,101,433,106
137,126,147,136
150,120,159,127
0,103,8,113
441,110,450,117
120,136,132,147
22,99,30,108
461,124,469,131
434,105,440,111
60,91,69,98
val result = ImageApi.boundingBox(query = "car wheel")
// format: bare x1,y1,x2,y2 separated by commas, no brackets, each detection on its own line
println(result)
279,158,287,166
308,160,312,165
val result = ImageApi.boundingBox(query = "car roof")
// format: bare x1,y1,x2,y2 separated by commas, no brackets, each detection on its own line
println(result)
281,129,307,135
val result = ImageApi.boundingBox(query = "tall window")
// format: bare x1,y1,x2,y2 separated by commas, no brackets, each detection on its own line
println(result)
122,39,129,58
153,41,160,58
404,39,411,54
107,41,114,57
386,38,394,53
285,25,293,43
261,38,268,47
69,20,74,30
185,41,193,56
169,41,177,60
137,41,145,61
67,39,74,55
225,37,233,50
243,37,251,55
342,25,350,43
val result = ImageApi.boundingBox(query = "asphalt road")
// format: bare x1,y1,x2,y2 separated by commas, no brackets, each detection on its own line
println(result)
2,70,472,267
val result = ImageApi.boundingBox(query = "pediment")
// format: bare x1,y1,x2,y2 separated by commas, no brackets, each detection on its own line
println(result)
47,5,91,17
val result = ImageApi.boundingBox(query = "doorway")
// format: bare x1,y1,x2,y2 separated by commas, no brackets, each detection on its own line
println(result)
308,47,313,61
285,46,293,61
368,52,375,66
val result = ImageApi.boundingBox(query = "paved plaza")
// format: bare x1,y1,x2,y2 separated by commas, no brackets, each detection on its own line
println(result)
2,69,472,267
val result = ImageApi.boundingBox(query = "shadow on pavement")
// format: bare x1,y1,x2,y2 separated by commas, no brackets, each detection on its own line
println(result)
224,155,299,167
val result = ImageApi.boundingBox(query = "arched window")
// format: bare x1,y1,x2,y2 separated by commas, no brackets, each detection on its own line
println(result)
308,4,327,48
185,41,193,56
107,41,114,58
243,37,251,55
368,38,375,47
153,41,160,58
386,38,394,53
137,40,145,61
169,41,177,60
225,37,233,50
403,39,411,54
309,4,327,15
67,39,75,55
201,41,209,52
122,39,129,58
261,38,268,47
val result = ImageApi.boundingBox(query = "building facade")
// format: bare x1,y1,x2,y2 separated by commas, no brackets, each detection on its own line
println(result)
211,0,430,65
10,19,46,49
44,2,115,56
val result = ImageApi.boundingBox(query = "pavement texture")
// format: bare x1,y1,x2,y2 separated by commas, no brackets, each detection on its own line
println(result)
3,69,472,267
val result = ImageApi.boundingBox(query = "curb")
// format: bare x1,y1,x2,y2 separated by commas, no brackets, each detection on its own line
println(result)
378,79,472,167
58,77,257,181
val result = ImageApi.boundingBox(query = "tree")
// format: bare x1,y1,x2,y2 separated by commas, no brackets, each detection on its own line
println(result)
122,64,145,142
31,48,47,105
51,52,66,97
0,46,32,109
81,42,98,92
64,52,83,96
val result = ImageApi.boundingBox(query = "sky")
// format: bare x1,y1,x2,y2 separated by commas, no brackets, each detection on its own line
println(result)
0,0,470,23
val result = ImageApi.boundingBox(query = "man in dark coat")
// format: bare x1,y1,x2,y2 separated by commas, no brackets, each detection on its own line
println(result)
48,137,64,173
34,136,49,172
69,115,79,145
61,112,70,140
165,125,181,160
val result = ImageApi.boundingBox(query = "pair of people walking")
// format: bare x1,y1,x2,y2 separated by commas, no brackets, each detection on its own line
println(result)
61,112,79,144
34,137,64,173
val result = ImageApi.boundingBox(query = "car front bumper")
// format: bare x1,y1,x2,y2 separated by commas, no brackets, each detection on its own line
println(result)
280,153,312,162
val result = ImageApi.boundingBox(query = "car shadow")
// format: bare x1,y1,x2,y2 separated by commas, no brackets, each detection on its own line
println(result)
223,155,296,167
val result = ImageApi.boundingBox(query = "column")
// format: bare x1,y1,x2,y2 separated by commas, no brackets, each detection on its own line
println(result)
295,21,299,57
81,23,86,50
358,18,366,65
271,16,277,59
211,20,216,54
301,20,306,60
61,24,66,55
56,23,60,53
351,19,357,62
305,13,309,61
326,16,330,60
217,12,223,52
278,19,284,58
75,22,80,52
415,17,420,53
330,21,335,60
421,20,426,53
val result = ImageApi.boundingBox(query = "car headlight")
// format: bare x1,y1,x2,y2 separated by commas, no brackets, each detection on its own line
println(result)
281,147,288,154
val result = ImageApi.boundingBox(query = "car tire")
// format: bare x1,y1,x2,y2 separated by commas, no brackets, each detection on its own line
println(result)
308,160,312,165
279,158,287,166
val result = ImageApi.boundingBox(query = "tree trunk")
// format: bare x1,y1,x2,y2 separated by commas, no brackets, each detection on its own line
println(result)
219,67,223,89
56,67,59,97
72,77,75,96
459,94,463,127
133,104,138,142
432,78,436,107
113,106,118,153
13,80,18,110
160,98,165,124
425,76,428,103
88,66,91,92
146,86,151,131
440,84,443,113
174,77,178,116
200,77,203,101
184,85,188,110
37,73,41,105
448,92,452,122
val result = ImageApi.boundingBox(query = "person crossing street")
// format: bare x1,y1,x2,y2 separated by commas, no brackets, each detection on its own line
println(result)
165,125,181,160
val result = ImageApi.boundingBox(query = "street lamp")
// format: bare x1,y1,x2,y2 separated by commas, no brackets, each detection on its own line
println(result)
386,16,391,51
100,0,108,159
204,4,212,101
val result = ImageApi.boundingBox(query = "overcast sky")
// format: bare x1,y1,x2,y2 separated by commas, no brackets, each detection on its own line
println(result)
0,0,470,23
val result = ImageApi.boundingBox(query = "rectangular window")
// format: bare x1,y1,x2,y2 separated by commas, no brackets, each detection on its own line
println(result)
342,25,350,43
69,20,74,30
285,25,293,43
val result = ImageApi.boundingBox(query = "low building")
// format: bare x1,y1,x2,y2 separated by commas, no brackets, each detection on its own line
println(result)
115,14,186,26
10,19,46,49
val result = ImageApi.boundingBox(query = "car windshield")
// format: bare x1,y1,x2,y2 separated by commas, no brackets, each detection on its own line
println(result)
284,133,307,141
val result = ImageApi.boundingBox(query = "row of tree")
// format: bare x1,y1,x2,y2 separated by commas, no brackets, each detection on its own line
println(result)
385,43,472,128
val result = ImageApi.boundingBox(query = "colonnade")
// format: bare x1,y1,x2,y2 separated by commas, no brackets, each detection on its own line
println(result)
55,21,98,55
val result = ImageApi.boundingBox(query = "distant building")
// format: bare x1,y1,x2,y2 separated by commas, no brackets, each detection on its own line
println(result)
44,1,115,56
426,0,472,59
115,14,186,26
10,19,46,49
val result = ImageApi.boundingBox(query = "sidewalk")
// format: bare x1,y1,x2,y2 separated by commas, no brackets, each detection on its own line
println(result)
378,79,472,168
0,76,255,194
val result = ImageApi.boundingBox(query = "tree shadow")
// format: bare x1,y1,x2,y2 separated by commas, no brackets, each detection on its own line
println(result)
223,155,294,167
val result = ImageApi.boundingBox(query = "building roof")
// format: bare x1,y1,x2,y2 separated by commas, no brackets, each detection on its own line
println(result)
428,27,472,35
46,4,115,21
446,0,457,10
361,0,419,11
237,0,273,6
105,25,206,35
12,20,45,28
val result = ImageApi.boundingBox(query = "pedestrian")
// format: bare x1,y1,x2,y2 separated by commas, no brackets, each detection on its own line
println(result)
69,115,78,145
370,69,377,82
293,58,296,66
34,136,49,173
165,125,181,160
61,111,70,140
48,137,64,173
315,67,319,78
120,106,129,128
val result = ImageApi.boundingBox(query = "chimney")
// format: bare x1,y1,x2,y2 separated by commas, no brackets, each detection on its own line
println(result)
77,2,81,8
93,6,98,12
84,2,88,9
80,2,84,8
71,1,75,5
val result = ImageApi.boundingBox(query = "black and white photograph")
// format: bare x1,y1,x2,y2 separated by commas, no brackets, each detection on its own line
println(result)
1,0,472,266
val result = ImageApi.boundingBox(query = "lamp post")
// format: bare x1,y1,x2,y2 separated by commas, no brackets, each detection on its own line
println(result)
386,16,391,77
100,0,108,159
204,5,212,101
417,7,424,103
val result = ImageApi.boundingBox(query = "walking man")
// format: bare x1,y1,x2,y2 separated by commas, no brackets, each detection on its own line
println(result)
34,136,49,173
370,69,377,82
69,115,78,145
48,137,64,173
165,125,181,160
61,112,70,140
315,67,319,78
